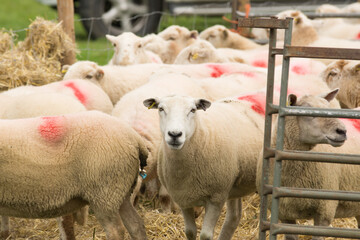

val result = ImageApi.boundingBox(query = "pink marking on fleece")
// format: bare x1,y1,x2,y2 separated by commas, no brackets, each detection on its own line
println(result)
342,118,360,132
291,65,308,75
237,94,266,115
38,116,66,142
252,60,267,68
63,82,87,104
356,32,360,40
240,71,256,78
206,64,228,78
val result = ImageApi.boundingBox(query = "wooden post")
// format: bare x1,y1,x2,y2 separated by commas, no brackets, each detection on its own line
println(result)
57,0,76,65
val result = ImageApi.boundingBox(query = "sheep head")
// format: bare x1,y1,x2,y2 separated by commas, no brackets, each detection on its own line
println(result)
63,61,104,83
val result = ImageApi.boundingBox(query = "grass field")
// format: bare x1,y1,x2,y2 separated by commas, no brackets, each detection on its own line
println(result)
1,0,232,65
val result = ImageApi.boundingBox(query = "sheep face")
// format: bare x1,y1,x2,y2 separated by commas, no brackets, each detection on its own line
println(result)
106,32,148,65
288,89,347,147
143,95,211,150
63,61,104,83
199,25,229,48
322,60,360,108
158,25,198,53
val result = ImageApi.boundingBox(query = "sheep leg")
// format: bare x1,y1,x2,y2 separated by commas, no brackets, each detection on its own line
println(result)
159,184,173,213
72,206,89,226
57,215,76,240
312,217,331,240
181,207,197,240
217,198,242,240
119,193,147,240
93,210,123,240
282,220,298,240
200,201,224,240
0,216,10,239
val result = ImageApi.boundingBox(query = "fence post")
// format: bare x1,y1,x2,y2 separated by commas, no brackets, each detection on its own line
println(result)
57,0,76,65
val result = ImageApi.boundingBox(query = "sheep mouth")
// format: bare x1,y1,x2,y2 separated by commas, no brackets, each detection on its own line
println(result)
326,137,346,147
167,141,183,149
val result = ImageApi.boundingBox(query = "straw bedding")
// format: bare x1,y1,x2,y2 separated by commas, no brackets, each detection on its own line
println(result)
1,193,356,239
0,17,77,91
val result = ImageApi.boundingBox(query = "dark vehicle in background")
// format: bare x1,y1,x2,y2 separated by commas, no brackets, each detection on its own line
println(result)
38,0,358,39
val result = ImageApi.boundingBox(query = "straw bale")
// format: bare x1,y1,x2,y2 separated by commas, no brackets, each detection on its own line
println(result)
0,17,78,92
1,193,357,239
0,30,13,54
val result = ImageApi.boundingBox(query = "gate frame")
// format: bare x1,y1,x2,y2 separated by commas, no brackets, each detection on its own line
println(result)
237,17,360,240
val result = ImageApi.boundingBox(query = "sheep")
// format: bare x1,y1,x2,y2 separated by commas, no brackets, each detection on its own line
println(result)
321,60,360,108
106,32,163,65
112,73,208,213
199,24,261,50
0,92,87,239
256,89,360,240
157,25,198,55
276,10,360,51
173,39,235,64
142,33,179,64
0,110,148,240
1,79,113,114
173,39,280,68
62,60,268,104
143,94,265,240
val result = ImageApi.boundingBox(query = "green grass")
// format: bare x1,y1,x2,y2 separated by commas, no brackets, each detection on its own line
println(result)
1,0,232,65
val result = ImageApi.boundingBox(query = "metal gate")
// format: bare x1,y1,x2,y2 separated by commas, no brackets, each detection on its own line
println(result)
237,17,360,239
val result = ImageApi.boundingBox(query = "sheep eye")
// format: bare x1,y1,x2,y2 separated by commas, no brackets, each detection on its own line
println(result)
328,71,337,77
138,43,142,48
85,75,93,79
113,43,116,47
159,107,164,112
168,37,176,41
190,108,196,113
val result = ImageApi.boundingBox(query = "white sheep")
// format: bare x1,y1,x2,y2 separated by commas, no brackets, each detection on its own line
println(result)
106,32,163,65
321,60,360,108
62,60,269,104
256,89,360,240
0,110,148,240
112,73,207,213
0,92,87,239
143,94,265,240
2,79,113,114
142,33,179,64
199,24,261,50
157,25,198,54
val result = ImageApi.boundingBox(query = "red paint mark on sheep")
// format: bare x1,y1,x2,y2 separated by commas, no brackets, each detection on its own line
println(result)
345,119,360,132
252,60,267,68
206,64,227,78
38,116,65,142
237,95,265,115
240,71,256,78
356,32,360,40
291,65,307,75
64,82,87,104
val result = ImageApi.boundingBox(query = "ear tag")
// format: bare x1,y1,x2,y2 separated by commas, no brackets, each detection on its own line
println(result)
148,102,156,109
286,100,290,106
139,169,147,179
192,53,199,60
61,69,67,74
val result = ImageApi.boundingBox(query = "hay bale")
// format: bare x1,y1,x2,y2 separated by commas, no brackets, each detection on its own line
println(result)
0,17,78,91
0,30,13,54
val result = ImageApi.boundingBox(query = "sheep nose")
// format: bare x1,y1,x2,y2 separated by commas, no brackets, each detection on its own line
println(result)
168,131,182,138
336,128,347,137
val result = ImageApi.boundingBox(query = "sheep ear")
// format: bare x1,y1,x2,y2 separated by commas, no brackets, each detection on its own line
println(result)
288,94,297,106
143,98,159,109
195,99,211,111
106,34,117,46
353,63,360,73
95,69,104,80
222,29,229,39
189,30,198,39
294,17,302,25
321,88,339,102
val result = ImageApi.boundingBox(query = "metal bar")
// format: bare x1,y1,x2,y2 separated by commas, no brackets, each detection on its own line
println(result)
271,223,360,239
258,24,277,240
273,187,360,201
269,17,293,240
307,13,360,19
279,106,360,118
285,46,360,60
237,17,291,29
275,150,360,165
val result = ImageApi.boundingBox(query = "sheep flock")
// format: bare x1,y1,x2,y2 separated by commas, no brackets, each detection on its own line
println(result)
1,2,360,240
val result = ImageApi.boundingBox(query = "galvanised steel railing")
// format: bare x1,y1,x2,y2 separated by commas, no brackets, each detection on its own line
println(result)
237,17,360,240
